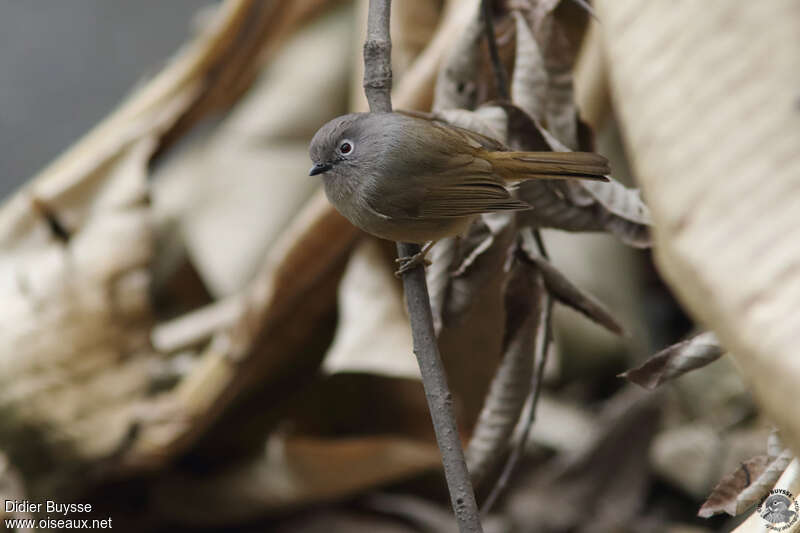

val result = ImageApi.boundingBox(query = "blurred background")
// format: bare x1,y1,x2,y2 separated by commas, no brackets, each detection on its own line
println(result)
0,1,789,532
0,0,215,199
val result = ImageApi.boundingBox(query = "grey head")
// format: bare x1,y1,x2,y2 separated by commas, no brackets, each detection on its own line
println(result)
309,112,396,180
309,113,364,177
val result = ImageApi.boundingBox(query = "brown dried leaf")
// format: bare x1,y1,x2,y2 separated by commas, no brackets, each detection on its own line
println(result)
426,213,516,331
152,434,440,524
433,3,484,111
507,387,660,531
484,103,651,247
153,5,353,296
620,331,725,390
510,10,548,123
435,214,517,422
521,248,625,335
699,449,794,518
511,0,589,149
466,259,545,485
595,0,800,452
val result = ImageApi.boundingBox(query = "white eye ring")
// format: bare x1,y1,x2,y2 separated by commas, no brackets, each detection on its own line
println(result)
338,140,354,155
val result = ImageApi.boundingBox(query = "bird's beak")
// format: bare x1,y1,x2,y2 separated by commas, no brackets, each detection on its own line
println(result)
309,162,333,176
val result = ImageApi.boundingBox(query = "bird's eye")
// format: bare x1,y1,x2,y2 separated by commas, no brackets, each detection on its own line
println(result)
339,141,353,155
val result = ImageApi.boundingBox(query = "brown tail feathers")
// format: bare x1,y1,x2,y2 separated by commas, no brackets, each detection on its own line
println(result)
488,151,610,182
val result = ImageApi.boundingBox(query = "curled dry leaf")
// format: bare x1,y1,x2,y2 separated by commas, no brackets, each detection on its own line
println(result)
699,448,795,518
507,105,652,247
433,2,484,112
465,258,545,485
322,239,418,379
511,0,590,149
153,4,354,296
620,331,725,390
434,103,652,247
123,190,358,468
595,0,800,451
0,135,166,488
151,434,440,525
0,0,354,493
510,10,549,125
519,246,625,335
506,387,660,531
731,459,800,533
434,213,517,422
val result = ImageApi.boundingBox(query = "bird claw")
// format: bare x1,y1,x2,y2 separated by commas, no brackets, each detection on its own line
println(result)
394,252,431,277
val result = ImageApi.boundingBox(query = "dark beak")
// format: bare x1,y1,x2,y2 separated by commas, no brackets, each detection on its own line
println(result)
309,162,333,176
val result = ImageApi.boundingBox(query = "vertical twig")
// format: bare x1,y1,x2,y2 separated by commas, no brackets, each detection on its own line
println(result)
481,0,509,101
479,3,556,513
363,1,483,531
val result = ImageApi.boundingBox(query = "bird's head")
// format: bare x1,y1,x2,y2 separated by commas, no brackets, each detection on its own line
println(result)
308,113,370,178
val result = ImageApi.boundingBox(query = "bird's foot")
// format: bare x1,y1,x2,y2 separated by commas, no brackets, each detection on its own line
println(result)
394,251,432,277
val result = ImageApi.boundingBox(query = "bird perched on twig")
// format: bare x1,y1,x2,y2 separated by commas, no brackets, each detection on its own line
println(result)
309,112,610,274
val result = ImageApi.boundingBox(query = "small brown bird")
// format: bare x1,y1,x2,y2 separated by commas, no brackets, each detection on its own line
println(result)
309,112,609,273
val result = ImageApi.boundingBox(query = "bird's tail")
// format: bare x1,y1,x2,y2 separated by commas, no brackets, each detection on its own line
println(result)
489,151,610,182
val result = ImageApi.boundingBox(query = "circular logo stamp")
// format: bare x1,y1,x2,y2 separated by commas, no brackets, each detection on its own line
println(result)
757,489,800,531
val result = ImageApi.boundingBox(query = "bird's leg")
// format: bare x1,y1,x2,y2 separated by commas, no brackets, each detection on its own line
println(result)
395,241,434,277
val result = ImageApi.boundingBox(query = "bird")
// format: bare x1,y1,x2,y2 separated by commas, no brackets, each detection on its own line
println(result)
308,111,610,274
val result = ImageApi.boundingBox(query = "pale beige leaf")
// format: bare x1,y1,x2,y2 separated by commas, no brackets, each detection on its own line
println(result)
433,3,483,111
510,10,548,123
621,331,724,390
153,5,353,296
0,137,160,476
596,0,800,452
322,239,418,379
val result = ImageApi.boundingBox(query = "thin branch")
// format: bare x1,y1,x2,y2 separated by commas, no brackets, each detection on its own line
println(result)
363,1,483,531
481,0,509,101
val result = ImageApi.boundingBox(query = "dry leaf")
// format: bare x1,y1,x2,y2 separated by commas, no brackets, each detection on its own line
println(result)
0,135,164,487
621,331,725,390
153,5,353,296
595,0,800,452
322,239,418,379
433,3,484,112
700,448,795,518
466,258,545,485
698,455,770,518
506,387,660,531
152,434,441,524
433,103,652,247
731,459,800,532
520,247,625,335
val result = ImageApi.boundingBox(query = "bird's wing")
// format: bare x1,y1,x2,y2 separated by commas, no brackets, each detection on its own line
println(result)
366,153,530,220
362,112,528,219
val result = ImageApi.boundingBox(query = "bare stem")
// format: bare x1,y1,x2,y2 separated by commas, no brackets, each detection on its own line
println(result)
477,5,556,511
363,1,483,531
